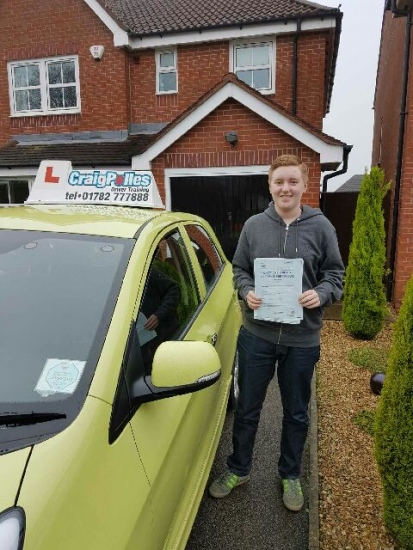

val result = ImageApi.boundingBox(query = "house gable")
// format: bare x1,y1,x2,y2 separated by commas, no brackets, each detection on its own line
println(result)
151,98,324,209
132,76,345,171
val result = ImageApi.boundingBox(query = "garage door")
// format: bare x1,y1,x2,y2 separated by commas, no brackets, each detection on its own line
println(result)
171,175,270,261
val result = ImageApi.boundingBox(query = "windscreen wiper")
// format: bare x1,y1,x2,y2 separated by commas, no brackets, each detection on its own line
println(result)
0,411,67,426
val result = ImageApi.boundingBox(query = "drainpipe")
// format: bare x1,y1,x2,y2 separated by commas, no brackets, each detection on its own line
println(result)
320,144,352,213
292,18,301,116
387,11,412,301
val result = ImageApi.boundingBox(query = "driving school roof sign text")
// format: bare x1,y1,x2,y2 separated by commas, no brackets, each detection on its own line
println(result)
26,160,164,208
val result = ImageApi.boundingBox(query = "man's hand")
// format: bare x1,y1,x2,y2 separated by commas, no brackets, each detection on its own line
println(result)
298,289,320,309
245,290,262,310
144,314,159,330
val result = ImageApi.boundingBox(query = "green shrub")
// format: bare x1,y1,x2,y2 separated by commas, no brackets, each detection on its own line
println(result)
342,167,390,339
348,346,389,373
375,275,413,549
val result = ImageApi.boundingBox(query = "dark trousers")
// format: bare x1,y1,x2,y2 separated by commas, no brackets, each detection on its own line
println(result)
227,326,320,479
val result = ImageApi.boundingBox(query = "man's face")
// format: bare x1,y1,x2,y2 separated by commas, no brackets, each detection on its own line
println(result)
269,165,307,216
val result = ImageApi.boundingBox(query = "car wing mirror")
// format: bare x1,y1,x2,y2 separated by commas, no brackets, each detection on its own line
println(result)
131,341,221,405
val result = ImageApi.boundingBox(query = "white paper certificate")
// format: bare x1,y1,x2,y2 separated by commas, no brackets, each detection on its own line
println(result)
253,258,304,324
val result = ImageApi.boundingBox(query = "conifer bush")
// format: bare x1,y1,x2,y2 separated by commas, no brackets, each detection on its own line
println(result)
375,275,413,549
342,167,389,339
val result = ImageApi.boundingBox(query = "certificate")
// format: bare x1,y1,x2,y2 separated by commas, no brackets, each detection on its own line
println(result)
136,312,157,345
253,258,304,324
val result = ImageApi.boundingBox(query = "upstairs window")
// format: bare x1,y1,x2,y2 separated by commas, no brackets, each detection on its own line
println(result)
232,41,274,93
8,56,81,116
156,50,178,94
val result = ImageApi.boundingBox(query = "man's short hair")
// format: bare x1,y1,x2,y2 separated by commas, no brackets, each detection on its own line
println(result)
268,154,309,183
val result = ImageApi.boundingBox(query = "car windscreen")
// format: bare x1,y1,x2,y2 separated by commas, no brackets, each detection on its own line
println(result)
0,230,134,411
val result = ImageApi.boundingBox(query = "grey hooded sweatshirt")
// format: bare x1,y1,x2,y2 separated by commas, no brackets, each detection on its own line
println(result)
233,202,344,347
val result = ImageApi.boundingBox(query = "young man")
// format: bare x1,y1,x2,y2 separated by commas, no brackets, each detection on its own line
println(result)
209,154,344,511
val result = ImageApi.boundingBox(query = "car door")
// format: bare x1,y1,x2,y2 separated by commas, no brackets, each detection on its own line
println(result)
19,398,154,550
125,224,229,549
182,222,241,389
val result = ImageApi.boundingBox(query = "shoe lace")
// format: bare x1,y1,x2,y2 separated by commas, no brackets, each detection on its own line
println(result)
219,471,237,487
284,479,302,496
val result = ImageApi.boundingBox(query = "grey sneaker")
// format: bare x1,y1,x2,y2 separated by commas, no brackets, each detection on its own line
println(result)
209,470,250,498
282,478,304,511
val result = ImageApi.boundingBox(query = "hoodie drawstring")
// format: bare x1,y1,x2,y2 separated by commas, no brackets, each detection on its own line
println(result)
295,218,299,255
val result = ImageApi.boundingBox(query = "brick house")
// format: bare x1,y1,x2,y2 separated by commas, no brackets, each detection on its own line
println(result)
372,0,413,308
0,0,347,259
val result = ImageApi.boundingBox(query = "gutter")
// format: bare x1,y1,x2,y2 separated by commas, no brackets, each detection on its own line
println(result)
325,10,343,114
292,18,302,116
319,144,352,213
387,10,412,301
128,11,342,40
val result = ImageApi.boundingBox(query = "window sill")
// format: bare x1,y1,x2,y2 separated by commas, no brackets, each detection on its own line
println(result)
155,91,178,96
9,110,81,118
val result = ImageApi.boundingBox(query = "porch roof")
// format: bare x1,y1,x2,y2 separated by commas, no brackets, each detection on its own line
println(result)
0,136,154,169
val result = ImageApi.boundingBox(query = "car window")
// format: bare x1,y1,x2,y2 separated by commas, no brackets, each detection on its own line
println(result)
137,228,201,375
185,224,224,290
0,230,133,407
110,228,202,440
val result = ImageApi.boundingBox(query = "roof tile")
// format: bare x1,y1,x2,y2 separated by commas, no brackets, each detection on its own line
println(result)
0,137,153,168
99,0,339,36
334,174,364,192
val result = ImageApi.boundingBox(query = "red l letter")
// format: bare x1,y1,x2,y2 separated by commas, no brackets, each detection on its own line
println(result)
45,166,60,184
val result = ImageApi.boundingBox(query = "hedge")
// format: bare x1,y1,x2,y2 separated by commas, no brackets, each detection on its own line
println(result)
375,275,413,549
342,167,389,339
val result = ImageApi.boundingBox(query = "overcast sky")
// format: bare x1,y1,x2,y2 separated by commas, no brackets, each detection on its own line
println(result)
320,0,384,190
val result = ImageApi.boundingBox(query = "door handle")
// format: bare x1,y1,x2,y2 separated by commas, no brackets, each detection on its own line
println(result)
207,333,218,347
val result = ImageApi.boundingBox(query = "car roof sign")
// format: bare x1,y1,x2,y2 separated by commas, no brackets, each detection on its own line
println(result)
26,160,164,208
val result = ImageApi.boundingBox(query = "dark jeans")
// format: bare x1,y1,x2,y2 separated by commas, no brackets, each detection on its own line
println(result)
227,326,320,479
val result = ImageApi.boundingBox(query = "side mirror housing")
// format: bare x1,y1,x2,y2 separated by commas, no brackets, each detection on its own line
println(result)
131,341,221,405
152,341,220,387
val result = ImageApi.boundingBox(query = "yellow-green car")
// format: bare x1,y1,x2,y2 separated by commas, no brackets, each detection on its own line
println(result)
0,203,241,550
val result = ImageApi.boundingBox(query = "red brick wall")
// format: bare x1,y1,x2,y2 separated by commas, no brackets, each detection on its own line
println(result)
151,99,321,208
0,1,331,146
130,32,330,130
130,42,229,124
0,0,128,144
394,59,413,308
276,36,294,113
373,12,413,308
296,32,328,129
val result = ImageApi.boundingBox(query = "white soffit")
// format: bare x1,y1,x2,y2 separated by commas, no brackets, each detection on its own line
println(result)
128,17,336,49
132,81,343,170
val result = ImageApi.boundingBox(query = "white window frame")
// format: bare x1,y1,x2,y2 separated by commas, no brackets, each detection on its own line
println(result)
156,49,178,94
229,39,275,94
8,56,81,117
